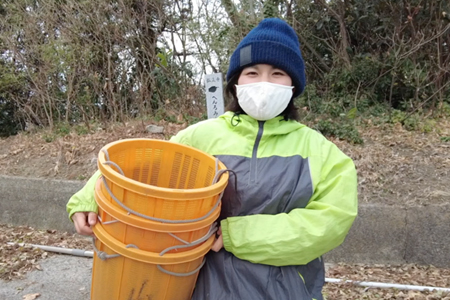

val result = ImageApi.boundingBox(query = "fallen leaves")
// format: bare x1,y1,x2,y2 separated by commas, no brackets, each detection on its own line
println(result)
1,223,449,299
324,263,450,299
0,242,44,281
328,120,450,206
23,293,40,300
0,224,92,281
0,120,186,180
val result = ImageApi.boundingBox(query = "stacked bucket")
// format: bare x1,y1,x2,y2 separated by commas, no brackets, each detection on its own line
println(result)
90,138,228,300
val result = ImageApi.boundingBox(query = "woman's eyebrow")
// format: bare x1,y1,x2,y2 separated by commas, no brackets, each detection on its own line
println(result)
245,66,259,71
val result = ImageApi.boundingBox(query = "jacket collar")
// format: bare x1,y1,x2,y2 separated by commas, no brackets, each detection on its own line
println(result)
219,111,305,137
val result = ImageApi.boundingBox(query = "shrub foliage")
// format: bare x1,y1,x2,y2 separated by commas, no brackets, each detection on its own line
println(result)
0,0,448,142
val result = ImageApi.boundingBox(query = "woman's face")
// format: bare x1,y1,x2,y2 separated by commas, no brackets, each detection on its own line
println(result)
238,64,292,86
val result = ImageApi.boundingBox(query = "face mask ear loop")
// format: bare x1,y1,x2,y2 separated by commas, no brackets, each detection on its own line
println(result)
231,113,241,127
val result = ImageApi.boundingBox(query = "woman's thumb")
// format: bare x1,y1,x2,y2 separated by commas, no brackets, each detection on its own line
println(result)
88,212,98,226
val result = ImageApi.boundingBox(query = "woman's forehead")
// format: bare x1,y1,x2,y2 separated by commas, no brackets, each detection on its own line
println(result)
243,64,285,71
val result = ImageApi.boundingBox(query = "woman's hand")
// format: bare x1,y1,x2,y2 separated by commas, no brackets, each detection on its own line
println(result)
211,226,224,252
72,212,98,237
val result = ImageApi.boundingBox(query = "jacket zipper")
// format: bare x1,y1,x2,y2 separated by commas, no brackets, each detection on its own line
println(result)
249,121,264,184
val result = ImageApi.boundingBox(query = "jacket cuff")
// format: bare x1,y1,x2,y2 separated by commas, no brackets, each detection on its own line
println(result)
68,203,99,222
220,219,231,251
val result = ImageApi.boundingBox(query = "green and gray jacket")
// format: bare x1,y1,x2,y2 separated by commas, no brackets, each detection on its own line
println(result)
66,111,358,300
171,112,357,300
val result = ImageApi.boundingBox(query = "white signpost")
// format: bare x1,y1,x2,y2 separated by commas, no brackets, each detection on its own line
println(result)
205,73,224,119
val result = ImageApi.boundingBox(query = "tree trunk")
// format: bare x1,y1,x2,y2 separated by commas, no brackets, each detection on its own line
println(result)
315,0,351,67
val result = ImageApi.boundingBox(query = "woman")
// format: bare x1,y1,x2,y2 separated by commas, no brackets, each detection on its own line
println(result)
67,18,358,300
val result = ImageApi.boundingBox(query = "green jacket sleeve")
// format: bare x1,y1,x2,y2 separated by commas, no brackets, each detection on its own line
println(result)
66,170,101,221
221,142,358,266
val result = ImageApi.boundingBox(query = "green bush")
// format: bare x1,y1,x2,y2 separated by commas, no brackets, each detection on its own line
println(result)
74,124,90,135
55,123,71,136
313,119,363,144
0,98,23,137
42,133,56,143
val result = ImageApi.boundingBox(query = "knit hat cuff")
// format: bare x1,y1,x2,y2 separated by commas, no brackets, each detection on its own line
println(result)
227,40,306,97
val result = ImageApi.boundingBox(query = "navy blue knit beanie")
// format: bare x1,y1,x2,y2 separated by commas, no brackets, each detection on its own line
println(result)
226,18,306,98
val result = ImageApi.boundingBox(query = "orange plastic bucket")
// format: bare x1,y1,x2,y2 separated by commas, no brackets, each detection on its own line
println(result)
94,176,220,253
97,139,228,221
91,224,214,300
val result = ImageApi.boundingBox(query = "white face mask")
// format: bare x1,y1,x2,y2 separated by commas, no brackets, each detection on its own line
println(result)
236,82,294,121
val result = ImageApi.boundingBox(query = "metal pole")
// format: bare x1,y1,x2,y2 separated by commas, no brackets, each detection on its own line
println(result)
7,242,93,257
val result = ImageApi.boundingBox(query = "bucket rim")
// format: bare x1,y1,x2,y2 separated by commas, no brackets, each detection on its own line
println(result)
97,138,229,200
95,177,220,232
93,224,215,264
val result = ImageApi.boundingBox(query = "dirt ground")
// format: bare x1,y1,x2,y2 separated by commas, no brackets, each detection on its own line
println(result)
0,118,449,206
1,223,449,299
1,118,450,299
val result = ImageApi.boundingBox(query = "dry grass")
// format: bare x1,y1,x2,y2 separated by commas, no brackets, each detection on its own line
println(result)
330,119,450,206
1,118,449,207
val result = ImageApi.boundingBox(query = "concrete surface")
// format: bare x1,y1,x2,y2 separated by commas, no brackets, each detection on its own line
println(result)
0,175,83,233
405,205,450,267
1,174,450,269
0,255,92,300
0,255,333,300
325,204,408,265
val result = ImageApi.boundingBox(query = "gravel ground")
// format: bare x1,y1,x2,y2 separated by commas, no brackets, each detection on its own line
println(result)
0,255,91,300
1,224,450,300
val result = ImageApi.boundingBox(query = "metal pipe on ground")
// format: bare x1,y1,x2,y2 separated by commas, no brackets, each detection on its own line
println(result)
7,242,450,293
7,242,94,258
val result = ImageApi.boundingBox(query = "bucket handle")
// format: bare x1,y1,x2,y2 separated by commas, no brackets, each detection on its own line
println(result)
92,238,208,277
92,238,121,260
100,148,228,224
92,239,143,260
96,215,218,256
97,215,119,225
92,224,216,258
156,258,206,277
159,224,217,256
102,175,223,223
